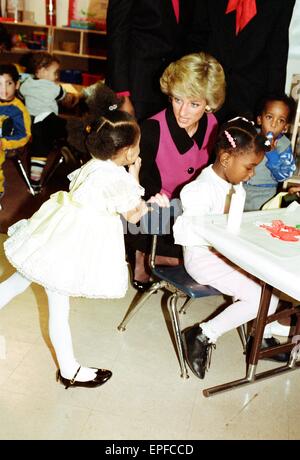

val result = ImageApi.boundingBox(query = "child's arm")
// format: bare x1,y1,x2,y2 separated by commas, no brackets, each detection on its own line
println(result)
265,138,296,182
123,193,170,224
60,91,80,108
288,186,300,196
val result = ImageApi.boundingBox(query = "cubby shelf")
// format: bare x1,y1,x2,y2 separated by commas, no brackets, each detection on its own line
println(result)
1,21,107,77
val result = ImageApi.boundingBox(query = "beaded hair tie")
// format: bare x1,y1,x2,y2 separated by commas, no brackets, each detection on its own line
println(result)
224,130,236,148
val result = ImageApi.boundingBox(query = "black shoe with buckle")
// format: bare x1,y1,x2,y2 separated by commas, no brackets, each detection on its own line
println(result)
182,325,215,379
246,336,290,362
56,366,112,389
132,279,153,292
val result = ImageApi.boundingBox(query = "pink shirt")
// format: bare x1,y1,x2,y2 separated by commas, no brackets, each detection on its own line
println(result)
151,110,217,198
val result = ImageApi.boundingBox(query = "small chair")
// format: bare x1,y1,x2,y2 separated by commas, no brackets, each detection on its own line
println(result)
118,200,247,378
10,144,80,195
6,146,35,195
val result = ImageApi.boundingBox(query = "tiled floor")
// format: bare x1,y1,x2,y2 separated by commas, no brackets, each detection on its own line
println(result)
0,234,300,440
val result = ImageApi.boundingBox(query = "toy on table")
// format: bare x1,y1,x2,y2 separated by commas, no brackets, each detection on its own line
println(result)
259,219,300,241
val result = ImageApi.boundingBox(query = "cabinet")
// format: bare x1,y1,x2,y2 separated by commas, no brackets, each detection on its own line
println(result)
51,26,107,80
0,21,107,83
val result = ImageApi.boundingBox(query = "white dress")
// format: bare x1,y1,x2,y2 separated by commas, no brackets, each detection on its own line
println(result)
4,159,144,298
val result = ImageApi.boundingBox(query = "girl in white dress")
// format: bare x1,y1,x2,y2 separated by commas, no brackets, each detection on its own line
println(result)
0,85,169,389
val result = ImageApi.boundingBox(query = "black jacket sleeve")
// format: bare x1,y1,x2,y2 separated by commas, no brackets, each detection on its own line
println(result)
139,119,161,200
106,0,134,92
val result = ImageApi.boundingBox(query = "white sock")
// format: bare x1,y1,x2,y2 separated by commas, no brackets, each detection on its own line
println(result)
262,323,272,339
199,322,218,344
46,289,97,382
201,321,274,342
0,272,31,310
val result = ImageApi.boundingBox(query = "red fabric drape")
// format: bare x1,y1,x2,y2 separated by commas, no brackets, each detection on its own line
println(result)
172,0,180,23
226,0,257,34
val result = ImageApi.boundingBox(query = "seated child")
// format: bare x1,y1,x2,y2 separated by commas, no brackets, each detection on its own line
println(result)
244,94,296,211
0,64,31,206
19,52,79,192
173,117,289,380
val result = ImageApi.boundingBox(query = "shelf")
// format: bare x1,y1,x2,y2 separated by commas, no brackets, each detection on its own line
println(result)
1,22,107,81
52,50,106,60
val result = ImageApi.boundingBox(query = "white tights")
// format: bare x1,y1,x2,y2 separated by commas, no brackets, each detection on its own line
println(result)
0,272,97,381
184,248,279,343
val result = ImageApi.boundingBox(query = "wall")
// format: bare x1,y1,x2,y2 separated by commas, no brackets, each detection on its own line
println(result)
24,0,68,27
286,0,300,95
24,0,300,95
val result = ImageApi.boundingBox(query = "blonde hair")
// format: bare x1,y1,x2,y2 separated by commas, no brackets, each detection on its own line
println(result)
160,52,226,112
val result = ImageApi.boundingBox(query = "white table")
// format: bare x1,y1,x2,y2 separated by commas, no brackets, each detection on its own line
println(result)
201,205,300,301
193,204,300,396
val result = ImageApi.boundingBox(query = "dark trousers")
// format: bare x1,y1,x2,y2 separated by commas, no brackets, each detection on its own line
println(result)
31,113,67,156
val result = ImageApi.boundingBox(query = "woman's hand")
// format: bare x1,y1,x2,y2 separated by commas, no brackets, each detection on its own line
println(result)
147,193,170,208
128,156,142,182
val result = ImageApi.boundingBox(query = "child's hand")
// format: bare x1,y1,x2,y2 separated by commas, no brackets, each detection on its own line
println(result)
147,193,170,208
288,186,300,196
128,156,141,182
61,92,80,108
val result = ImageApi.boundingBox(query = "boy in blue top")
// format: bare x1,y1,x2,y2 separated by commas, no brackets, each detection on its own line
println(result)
0,64,31,206
244,94,296,211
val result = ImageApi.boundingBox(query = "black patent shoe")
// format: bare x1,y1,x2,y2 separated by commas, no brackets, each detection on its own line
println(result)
182,326,215,379
246,336,290,362
132,279,153,292
56,366,112,389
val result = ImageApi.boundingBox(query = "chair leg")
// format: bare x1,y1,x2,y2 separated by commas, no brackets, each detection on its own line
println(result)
41,155,64,188
237,323,248,352
179,297,194,315
118,281,165,331
15,158,35,195
168,293,189,379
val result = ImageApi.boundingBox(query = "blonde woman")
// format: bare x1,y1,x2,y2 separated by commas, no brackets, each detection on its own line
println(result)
126,52,226,291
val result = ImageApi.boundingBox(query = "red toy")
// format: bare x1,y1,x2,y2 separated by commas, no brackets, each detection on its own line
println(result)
260,220,300,242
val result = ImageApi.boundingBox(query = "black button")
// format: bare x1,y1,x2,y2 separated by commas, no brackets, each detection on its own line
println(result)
187,167,194,174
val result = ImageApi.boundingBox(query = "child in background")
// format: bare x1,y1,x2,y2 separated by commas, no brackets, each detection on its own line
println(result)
244,94,296,211
0,84,169,389
0,64,31,206
173,117,288,380
19,52,78,192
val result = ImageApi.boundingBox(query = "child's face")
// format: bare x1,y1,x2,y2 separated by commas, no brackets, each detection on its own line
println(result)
257,101,289,139
221,150,264,185
36,61,60,82
0,73,18,101
126,137,140,165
